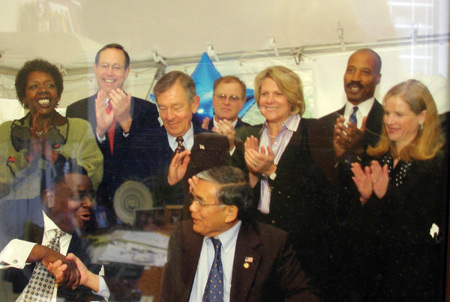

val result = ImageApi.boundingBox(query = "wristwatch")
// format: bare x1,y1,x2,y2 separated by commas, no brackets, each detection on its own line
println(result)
268,172,277,180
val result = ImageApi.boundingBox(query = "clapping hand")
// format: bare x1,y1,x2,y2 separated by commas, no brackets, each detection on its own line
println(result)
244,136,276,175
26,113,58,164
94,90,114,138
168,150,191,185
109,88,132,132
351,161,389,204
334,116,367,158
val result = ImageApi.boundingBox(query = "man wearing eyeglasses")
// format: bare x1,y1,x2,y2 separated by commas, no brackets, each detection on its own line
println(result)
160,166,319,302
202,76,249,134
66,43,160,226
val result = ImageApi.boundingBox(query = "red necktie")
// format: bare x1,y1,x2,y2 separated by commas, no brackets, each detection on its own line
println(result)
106,103,116,155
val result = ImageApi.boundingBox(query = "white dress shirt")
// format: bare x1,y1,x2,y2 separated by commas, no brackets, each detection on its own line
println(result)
189,221,242,302
0,212,110,301
343,98,376,129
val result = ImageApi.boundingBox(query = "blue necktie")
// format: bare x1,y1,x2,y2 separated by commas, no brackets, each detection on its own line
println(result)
203,238,224,302
349,106,358,126
344,106,359,165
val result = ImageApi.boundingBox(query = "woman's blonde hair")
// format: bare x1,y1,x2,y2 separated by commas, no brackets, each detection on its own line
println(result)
254,66,305,116
368,79,442,161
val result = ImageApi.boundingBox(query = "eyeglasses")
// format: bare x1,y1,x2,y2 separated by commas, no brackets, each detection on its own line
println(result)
214,94,241,102
98,62,125,73
190,194,223,208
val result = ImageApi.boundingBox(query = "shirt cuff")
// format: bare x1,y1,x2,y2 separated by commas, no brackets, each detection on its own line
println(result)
0,239,36,269
95,276,110,301
229,145,236,156
97,133,106,143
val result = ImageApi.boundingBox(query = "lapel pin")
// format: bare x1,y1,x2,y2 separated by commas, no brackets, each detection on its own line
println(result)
243,256,253,269
199,144,205,150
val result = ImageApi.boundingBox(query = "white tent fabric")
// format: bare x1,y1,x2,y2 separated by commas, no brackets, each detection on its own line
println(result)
0,42,448,125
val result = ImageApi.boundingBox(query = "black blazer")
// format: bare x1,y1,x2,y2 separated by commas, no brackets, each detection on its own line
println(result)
342,152,448,301
66,94,160,209
235,118,339,297
161,220,319,302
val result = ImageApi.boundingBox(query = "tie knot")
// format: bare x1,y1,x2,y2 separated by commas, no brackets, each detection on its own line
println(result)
349,106,358,125
55,229,65,239
174,136,186,154
210,238,222,251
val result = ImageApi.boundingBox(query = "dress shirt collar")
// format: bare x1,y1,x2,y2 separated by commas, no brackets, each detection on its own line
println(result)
209,220,242,255
344,98,375,128
43,211,60,235
260,113,301,135
42,211,72,255
344,97,375,118
167,122,195,151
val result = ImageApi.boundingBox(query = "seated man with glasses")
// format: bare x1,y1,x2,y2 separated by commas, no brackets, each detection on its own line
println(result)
160,165,319,302
66,43,160,226
201,76,250,134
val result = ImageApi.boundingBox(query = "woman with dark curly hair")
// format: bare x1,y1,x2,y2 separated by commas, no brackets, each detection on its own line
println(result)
0,59,103,247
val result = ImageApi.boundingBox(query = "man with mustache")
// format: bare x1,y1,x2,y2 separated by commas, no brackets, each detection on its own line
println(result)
313,49,383,187
320,48,383,160
313,49,383,300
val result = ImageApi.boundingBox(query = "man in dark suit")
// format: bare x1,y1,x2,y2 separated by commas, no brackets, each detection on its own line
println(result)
160,166,318,302
0,159,110,301
319,48,383,162
201,75,250,133
147,71,235,217
66,43,160,225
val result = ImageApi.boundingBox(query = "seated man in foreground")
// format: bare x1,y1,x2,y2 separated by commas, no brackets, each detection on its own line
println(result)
160,166,319,302
0,158,109,301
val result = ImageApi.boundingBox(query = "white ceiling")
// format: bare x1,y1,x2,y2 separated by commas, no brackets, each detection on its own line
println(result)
0,0,448,72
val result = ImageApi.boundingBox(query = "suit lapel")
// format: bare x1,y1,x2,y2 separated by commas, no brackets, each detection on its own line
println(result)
181,223,203,299
364,100,383,146
230,224,261,302
276,120,306,171
87,95,98,131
